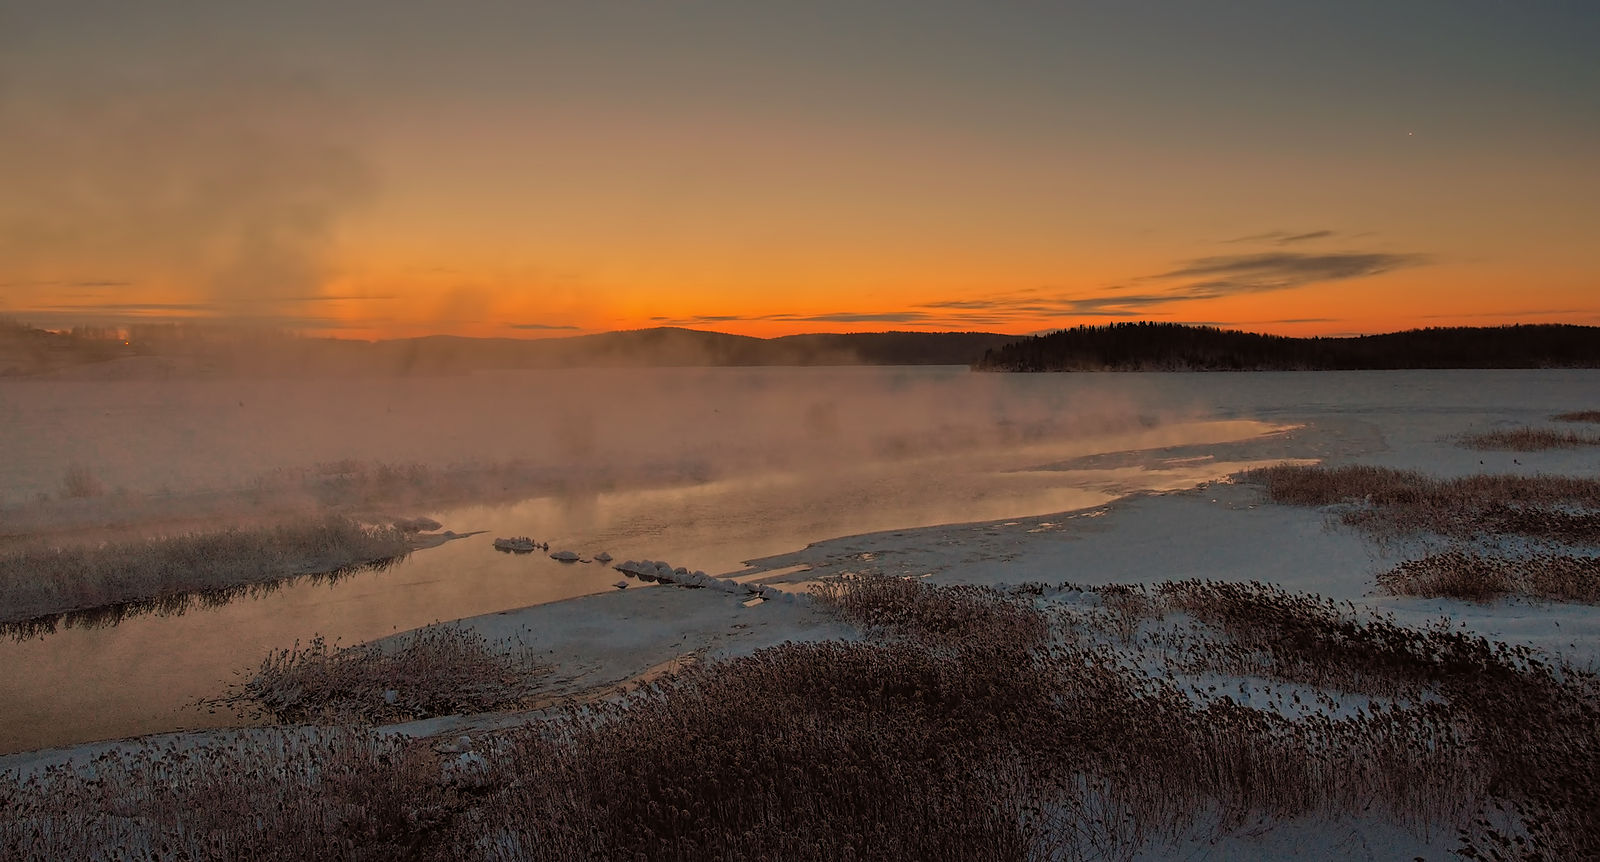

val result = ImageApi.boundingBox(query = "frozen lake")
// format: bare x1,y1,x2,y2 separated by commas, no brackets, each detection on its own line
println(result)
2,366,1597,753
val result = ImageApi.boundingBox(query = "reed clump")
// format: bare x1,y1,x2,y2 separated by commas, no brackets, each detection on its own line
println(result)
1243,464,1600,543
237,627,552,724
1,730,458,860
1460,427,1600,451
0,516,412,627
1377,551,1600,604
811,573,1048,648
1553,410,1600,423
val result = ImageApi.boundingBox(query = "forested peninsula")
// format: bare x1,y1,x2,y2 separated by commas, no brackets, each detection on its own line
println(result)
973,323,1600,372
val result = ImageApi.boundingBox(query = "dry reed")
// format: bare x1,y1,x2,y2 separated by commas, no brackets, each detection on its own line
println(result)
1378,551,1600,604
1460,428,1600,451
234,626,552,724
0,515,411,626
5,575,1597,860
1243,464,1600,543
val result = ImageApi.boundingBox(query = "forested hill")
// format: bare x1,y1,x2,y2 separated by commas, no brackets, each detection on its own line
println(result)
0,320,1018,377
972,323,1600,371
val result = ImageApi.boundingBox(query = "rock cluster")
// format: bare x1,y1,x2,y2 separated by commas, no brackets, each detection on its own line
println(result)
613,559,792,603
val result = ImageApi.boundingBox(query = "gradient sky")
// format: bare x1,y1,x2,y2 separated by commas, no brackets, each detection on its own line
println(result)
2,1,1597,339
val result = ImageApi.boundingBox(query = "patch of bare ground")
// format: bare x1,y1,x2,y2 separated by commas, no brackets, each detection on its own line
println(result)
1377,551,1600,604
0,516,412,628
229,627,553,724
1554,410,1600,423
1242,464,1600,543
7,576,1597,860
1461,427,1600,451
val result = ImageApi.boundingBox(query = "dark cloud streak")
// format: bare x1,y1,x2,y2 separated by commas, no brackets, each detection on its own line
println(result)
1223,229,1337,245
1146,252,1429,298
644,247,1429,332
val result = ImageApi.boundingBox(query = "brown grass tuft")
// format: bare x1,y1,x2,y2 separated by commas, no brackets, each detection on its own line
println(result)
234,626,552,724
811,573,1048,648
1553,411,1600,423
0,516,411,627
1461,428,1600,451
1378,551,1600,604
1242,464,1600,543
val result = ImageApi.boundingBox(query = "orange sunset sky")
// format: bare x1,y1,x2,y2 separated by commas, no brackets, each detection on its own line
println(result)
2,2,1597,340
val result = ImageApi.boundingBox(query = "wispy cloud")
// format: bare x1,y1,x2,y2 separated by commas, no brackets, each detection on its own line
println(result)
34,302,216,312
770,312,933,324
1148,252,1427,295
5,306,352,330
637,247,1429,332
1223,229,1337,245
651,311,939,326
0,279,133,288
1420,309,1585,320
507,322,581,331
910,251,1427,323
923,296,1163,316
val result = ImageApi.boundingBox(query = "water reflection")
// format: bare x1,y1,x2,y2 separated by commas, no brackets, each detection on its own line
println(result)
0,419,1289,753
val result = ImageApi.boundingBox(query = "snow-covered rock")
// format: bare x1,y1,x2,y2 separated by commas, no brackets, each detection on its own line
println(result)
493,536,537,553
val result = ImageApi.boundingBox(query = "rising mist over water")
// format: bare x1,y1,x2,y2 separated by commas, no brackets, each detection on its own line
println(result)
0,366,1172,512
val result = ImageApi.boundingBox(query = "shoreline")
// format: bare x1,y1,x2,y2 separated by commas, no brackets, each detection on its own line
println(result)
7,403,1600,856
6,372,1599,766
9,452,1598,773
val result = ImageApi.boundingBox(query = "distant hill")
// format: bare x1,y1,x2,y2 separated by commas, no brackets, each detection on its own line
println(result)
0,321,1017,377
973,322,1600,371
372,328,1018,373
17,319,1597,377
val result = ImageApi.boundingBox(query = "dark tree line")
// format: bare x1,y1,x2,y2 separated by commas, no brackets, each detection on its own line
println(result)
1,320,1018,376
973,322,1600,372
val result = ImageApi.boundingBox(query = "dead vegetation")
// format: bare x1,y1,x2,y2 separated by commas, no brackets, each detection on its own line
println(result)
1553,411,1600,423
6,575,1597,860
0,731,453,860
0,516,412,628
0,562,401,641
1249,463,1600,608
1460,427,1600,451
1243,463,1600,544
1377,551,1600,604
231,627,553,724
